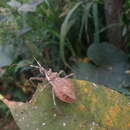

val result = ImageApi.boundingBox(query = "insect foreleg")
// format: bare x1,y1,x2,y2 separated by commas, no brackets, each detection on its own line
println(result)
29,77,47,88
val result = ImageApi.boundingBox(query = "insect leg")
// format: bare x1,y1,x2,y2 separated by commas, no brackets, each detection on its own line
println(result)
47,68,52,76
29,77,47,88
52,89,63,115
29,77,52,88
58,70,64,75
57,70,65,77
64,73,74,78
29,77,46,81
52,89,56,106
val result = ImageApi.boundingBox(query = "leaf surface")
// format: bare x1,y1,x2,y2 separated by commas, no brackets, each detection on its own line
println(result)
2,80,130,130
73,43,130,95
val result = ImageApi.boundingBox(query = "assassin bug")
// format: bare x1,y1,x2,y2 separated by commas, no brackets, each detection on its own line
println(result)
30,58,76,105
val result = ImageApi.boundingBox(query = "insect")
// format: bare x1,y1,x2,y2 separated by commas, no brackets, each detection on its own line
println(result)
30,58,76,104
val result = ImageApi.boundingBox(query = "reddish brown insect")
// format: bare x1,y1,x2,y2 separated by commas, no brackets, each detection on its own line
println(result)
30,58,76,104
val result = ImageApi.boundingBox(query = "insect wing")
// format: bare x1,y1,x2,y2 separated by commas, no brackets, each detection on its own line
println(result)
51,78,76,103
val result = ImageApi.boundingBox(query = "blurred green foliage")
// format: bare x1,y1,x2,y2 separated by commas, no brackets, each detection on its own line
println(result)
0,0,129,68
0,0,104,69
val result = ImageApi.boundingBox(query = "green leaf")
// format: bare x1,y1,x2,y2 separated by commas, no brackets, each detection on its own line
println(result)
92,3,100,43
60,1,83,67
79,1,93,40
2,80,130,130
73,43,130,95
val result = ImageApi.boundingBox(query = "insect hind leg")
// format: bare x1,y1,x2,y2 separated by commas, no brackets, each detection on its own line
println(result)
64,73,74,78
52,89,64,115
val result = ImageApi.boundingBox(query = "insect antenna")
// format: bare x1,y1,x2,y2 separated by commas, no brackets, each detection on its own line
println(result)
33,56,42,68
31,56,47,75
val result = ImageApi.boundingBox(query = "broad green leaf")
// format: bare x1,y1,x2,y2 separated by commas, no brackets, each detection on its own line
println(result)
73,43,130,95
2,80,130,130
87,42,128,66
